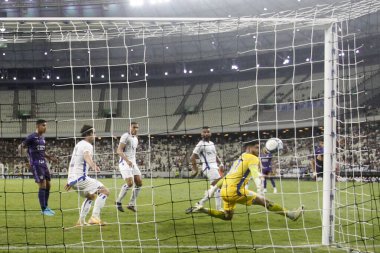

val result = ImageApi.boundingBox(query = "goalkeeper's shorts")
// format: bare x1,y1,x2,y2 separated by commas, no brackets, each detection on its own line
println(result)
220,186,257,211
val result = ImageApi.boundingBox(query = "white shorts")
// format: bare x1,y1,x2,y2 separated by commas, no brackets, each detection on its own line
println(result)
202,167,221,181
119,161,141,180
71,177,104,197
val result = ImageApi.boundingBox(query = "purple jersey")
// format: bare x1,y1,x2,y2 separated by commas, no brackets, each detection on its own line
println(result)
314,146,324,169
315,146,324,156
23,132,47,166
260,152,273,174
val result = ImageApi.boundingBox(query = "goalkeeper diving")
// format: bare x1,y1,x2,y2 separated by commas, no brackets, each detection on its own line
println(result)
186,140,303,221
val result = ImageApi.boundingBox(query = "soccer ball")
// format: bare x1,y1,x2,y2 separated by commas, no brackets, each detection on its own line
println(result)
265,138,284,153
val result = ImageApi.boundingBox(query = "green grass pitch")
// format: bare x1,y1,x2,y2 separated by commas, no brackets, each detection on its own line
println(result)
0,178,378,253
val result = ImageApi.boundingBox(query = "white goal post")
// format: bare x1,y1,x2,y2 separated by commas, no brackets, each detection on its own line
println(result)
322,23,338,246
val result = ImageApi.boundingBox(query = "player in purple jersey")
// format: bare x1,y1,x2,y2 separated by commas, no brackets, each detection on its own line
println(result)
311,140,324,181
18,119,57,216
260,147,277,194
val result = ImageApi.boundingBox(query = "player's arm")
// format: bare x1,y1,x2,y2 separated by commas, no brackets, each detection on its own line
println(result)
17,143,26,157
248,160,262,191
45,153,58,163
248,163,261,180
190,142,203,177
83,151,100,173
18,136,32,157
310,157,317,177
258,159,264,176
190,153,199,177
271,160,277,176
216,155,224,170
64,184,71,191
117,142,133,167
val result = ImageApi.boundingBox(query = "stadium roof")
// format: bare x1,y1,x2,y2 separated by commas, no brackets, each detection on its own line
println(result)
0,0,377,71
0,0,377,20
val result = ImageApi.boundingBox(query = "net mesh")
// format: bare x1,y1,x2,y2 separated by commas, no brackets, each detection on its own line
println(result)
334,20,380,252
0,0,379,252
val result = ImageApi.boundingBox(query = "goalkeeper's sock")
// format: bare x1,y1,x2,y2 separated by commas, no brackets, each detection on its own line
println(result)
116,184,130,203
92,193,107,219
129,186,141,206
202,208,227,220
266,201,288,217
79,198,93,222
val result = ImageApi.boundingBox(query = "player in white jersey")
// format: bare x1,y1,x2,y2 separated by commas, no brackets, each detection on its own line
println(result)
115,122,142,212
64,125,110,226
190,126,224,210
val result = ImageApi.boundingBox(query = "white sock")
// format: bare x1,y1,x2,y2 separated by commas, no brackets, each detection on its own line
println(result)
79,199,93,222
254,178,262,193
198,192,209,206
214,189,222,210
92,193,107,219
198,185,218,206
129,186,141,206
116,184,130,203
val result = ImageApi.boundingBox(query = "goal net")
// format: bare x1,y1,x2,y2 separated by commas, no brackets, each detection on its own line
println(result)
0,0,379,252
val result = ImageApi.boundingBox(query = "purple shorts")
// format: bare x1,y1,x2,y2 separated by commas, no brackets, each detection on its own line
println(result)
262,168,272,175
316,165,323,178
30,164,51,183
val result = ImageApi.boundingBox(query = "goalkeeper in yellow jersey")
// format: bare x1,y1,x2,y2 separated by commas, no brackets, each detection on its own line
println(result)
186,140,303,221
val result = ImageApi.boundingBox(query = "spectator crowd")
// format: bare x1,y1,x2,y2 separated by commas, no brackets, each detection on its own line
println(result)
0,121,378,178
